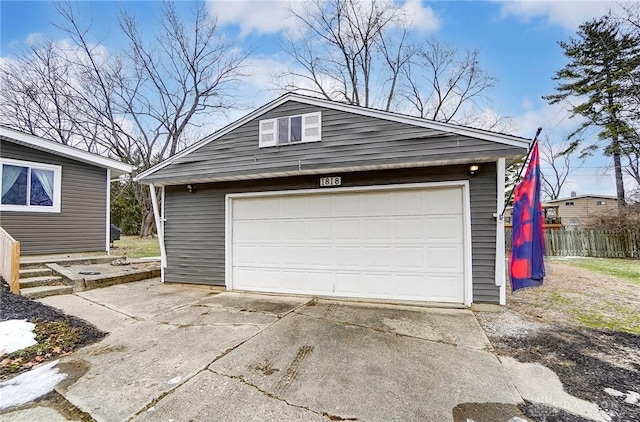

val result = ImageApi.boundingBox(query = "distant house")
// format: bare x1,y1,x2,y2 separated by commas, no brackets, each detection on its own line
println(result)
505,193,619,229
1,126,133,255
136,93,530,307
542,194,619,229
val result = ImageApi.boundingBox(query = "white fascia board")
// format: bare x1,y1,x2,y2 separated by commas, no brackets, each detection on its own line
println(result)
138,157,517,186
0,126,133,176
135,93,531,182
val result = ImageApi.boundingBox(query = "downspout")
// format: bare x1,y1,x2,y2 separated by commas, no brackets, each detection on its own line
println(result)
106,169,111,254
149,183,167,271
494,157,507,305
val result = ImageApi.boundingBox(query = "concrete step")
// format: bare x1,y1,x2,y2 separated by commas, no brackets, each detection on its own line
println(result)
19,268,53,278
19,275,65,289
21,285,73,299
20,255,124,270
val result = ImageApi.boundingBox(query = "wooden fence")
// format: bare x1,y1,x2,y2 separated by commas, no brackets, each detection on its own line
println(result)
505,228,640,258
0,226,20,294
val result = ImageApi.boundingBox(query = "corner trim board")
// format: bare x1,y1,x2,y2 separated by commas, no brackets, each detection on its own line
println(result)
495,157,507,305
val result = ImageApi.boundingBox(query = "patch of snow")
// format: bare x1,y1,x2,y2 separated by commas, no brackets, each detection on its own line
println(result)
0,320,37,355
0,360,67,410
604,387,625,397
624,391,639,405
606,388,640,406
167,376,181,385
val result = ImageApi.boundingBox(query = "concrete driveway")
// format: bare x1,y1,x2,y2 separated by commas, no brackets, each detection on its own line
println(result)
3,279,528,422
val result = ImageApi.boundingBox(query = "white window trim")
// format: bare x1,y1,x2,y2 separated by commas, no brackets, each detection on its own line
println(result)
0,158,62,213
259,111,322,148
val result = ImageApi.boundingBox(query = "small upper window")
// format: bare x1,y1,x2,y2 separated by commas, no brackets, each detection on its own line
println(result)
1,159,61,213
565,201,574,206
596,200,606,205
259,112,321,147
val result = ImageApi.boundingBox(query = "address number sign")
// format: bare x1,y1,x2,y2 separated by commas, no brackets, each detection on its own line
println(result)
320,176,342,187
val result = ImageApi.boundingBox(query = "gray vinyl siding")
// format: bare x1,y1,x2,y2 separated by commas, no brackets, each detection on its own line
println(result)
163,164,500,304
145,101,525,184
1,140,107,255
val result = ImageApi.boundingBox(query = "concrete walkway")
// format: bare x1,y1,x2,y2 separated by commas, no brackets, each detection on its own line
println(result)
1,279,550,421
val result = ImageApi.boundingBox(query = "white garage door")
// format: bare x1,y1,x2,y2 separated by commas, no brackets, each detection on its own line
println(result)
228,184,469,304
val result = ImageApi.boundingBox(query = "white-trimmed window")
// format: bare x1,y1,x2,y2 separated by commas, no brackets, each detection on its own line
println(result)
259,112,322,147
596,200,606,205
1,158,62,213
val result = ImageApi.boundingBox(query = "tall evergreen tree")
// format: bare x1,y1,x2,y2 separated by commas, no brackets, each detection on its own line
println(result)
544,16,640,205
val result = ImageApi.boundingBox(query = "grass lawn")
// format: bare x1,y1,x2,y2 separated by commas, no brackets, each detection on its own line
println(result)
110,235,160,258
554,257,640,285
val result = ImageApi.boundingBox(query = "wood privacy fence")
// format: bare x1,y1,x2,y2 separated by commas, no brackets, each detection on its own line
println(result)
505,229,640,258
0,226,20,294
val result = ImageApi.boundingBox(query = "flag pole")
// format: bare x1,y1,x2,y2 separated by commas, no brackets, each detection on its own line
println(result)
500,127,542,218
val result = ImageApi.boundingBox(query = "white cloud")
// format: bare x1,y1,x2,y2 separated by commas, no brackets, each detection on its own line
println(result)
24,32,46,46
511,101,579,137
497,0,615,30
208,0,302,37
400,0,440,33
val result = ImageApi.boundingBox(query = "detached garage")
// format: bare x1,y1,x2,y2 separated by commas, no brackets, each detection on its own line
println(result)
136,93,529,307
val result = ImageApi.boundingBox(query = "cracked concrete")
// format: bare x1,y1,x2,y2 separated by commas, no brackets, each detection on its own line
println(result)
3,279,560,421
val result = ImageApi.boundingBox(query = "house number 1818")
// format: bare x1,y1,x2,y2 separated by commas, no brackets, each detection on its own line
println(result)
320,176,342,187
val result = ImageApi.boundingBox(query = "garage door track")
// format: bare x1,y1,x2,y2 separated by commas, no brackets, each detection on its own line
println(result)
7,279,526,421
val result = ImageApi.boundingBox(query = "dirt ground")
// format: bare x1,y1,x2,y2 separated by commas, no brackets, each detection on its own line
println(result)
477,259,640,422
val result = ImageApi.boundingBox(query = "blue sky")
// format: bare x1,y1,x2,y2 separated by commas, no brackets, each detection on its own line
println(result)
0,0,627,197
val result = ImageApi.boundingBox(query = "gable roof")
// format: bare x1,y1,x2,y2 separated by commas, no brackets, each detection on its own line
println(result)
544,194,619,204
0,126,133,177
136,93,530,183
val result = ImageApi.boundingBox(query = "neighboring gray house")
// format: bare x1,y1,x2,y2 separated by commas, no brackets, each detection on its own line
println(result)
136,94,529,307
1,126,133,255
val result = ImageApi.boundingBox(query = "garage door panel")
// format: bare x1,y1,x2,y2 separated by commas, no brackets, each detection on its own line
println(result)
230,185,467,304
426,246,464,272
425,274,465,303
307,246,333,267
335,246,360,268
307,220,333,240
394,246,427,270
361,218,392,240
334,219,361,241
424,216,463,241
281,246,307,266
395,217,424,240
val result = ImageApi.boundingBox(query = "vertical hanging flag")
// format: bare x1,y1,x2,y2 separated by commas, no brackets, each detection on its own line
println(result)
509,141,546,292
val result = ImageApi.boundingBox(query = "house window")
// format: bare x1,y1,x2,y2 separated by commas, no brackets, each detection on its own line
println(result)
259,112,322,147
1,158,61,213
565,201,574,206
596,200,606,205
569,218,579,225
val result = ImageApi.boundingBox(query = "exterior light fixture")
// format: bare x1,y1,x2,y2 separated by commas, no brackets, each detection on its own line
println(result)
468,164,480,175
186,184,197,194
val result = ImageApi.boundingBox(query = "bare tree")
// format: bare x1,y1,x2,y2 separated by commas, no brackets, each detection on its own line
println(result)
0,1,248,236
280,0,408,110
539,135,583,200
280,0,500,127
402,38,498,125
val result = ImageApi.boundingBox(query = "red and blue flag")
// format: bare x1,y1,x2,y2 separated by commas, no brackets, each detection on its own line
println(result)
509,142,546,292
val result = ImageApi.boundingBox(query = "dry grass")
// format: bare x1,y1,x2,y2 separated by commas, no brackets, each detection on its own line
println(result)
110,235,160,258
505,259,640,334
